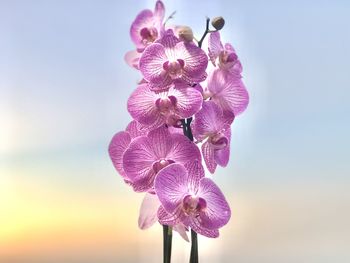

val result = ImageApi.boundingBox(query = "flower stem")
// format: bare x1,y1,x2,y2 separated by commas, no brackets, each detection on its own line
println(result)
189,229,198,263
197,17,211,48
163,225,173,263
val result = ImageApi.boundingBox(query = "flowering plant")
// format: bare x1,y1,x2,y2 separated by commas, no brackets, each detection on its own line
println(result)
109,1,249,262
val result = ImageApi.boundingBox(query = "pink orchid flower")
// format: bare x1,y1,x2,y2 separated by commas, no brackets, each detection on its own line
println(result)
125,1,165,69
206,69,249,117
139,29,208,90
191,101,233,173
155,161,231,238
108,120,148,179
130,0,165,50
138,192,189,241
122,126,201,192
127,82,203,129
208,31,242,77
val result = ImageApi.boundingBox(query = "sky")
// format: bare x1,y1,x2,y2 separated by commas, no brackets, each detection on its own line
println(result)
1,0,350,262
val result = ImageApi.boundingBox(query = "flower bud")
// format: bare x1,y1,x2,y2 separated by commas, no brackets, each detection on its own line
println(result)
211,16,225,30
177,26,194,42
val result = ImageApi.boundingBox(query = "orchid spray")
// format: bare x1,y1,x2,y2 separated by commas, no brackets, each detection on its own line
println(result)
109,1,249,262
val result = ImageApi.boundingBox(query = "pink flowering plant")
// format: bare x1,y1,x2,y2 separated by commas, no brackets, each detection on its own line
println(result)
109,1,249,262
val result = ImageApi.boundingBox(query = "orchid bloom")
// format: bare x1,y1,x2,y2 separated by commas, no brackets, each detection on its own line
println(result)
192,101,233,173
110,2,250,258
130,0,165,50
155,162,231,238
125,1,165,69
127,82,203,129
138,192,190,241
108,120,147,179
122,126,201,192
139,30,208,90
205,69,249,117
208,31,242,77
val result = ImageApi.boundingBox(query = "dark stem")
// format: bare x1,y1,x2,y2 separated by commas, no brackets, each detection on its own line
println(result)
163,225,173,263
186,117,194,141
189,229,198,263
197,17,210,48
163,225,167,263
181,119,188,137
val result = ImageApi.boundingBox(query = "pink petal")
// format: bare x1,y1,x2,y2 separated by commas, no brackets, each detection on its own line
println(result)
193,83,204,94
214,127,231,167
189,217,219,238
108,131,131,178
154,0,165,23
129,171,156,193
173,223,189,242
191,101,225,142
208,31,223,66
127,84,162,125
122,136,156,184
168,134,201,164
130,9,154,48
184,160,204,194
157,205,182,225
154,163,189,213
197,177,231,229
126,120,148,139
148,126,173,159
201,141,217,173
208,69,249,116
168,86,203,118
124,50,141,69
177,41,208,84
139,43,172,88
138,193,161,229
167,126,183,135
224,43,236,54
224,43,243,76
157,29,180,48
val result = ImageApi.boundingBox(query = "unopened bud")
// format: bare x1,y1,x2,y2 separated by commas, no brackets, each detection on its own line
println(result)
177,26,194,42
211,16,225,30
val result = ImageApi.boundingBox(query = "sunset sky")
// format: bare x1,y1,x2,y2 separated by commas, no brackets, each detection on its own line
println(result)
1,0,349,262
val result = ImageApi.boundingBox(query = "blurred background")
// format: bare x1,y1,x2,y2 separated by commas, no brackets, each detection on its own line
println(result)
1,0,349,262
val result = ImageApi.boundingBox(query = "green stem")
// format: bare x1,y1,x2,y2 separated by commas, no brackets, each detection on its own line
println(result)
163,225,173,263
189,229,198,263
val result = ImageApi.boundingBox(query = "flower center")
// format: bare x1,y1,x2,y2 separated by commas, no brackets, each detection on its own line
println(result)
152,159,175,174
140,27,158,45
182,195,207,216
219,50,238,69
209,133,228,150
155,95,177,113
164,112,182,127
163,59,185,79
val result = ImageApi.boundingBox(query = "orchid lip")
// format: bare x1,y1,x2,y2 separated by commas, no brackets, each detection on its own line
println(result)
163,59,185,79
140,27,158,45
182,195,207,216
219,50,238,68
152,159,175,174
165,113,181,127
226,52,238,62
155,96,177,112
209,133,229,150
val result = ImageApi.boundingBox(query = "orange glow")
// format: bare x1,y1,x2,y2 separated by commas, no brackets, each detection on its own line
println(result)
0,173,142,260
